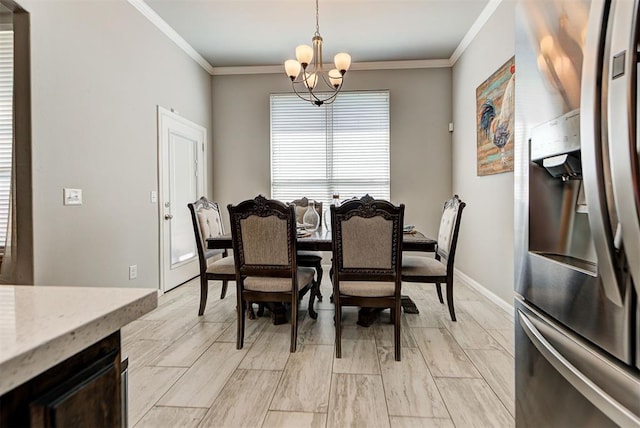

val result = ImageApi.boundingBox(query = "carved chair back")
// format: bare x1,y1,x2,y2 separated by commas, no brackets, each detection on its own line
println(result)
228,195,298,281
188,197,226,272
435,194,466,271
330,194,404,287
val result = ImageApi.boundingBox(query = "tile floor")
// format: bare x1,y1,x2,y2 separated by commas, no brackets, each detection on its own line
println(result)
122,274,515,428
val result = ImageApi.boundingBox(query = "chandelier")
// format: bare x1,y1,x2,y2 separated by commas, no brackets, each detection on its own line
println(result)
284,0,351,107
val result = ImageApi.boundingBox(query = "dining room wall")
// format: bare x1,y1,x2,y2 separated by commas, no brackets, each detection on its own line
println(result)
211,68,453,241
451,1,516,307
21,0,212,288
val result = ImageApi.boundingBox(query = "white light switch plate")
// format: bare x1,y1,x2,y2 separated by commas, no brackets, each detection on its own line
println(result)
63,188,82,206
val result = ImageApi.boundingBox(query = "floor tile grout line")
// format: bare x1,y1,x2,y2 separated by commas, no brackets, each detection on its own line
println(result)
406,325,456,423
129,277,515,427
461,341,515,418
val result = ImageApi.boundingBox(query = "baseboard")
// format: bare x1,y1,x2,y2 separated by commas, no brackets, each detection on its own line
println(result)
454,268,514,318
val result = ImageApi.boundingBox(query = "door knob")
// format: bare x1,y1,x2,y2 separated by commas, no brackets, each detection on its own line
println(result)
165,214,173,220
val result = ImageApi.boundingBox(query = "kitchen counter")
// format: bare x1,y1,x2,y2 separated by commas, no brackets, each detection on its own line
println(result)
0,285,157,396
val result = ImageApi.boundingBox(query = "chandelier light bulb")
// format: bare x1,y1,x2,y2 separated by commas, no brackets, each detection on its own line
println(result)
285,59,302,79
328,69,342,88
334,53,352,74
304,72,318,89
296,45,314,67
540,35,554,57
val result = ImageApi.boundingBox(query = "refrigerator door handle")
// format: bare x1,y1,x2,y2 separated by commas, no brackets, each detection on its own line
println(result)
518,310,640,427
581,0,625,306
608,0,640,295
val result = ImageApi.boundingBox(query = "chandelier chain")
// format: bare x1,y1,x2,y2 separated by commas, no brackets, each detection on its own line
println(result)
315,0,320,37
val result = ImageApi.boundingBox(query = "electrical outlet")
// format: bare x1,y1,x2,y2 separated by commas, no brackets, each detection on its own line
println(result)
63,188,83,206
129,265,137,280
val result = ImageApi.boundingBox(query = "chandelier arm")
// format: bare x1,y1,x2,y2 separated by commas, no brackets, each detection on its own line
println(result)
291,72,313,86
291,80,342,106
290,81,316,104
317,89,340,105
292,71,341,93
317,71,341,89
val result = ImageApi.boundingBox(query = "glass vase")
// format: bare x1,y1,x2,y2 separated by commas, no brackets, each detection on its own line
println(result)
303,202,320,232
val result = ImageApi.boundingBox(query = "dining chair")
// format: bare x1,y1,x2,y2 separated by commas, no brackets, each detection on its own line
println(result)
401,194,466,321
331,194,405,361
188,197,236,316
228,195,315,352
291,197,324,318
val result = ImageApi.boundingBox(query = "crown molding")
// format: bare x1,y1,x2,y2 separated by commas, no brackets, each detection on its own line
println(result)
449,0,503,66
130,0,502,76
211,59,453,76
351,59,452,70
127,0,215,75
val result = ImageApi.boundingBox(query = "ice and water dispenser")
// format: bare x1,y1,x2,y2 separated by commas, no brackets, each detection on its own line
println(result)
529,109,596,272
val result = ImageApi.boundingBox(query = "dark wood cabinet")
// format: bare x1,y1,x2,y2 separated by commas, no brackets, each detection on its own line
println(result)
0,332,122,427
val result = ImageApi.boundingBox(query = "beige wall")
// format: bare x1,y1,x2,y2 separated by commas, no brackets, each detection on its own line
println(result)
19,0,515,299
22,0,212,288
452,1,516,305
212,68,453,239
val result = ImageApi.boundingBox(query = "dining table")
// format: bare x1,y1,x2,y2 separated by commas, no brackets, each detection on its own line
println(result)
207,227,437,325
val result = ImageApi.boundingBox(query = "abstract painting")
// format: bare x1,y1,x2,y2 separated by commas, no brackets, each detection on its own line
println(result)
476,56,515,176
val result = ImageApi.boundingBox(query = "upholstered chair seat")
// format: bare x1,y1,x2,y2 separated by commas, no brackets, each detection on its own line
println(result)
338,281,395,297
401,255,447,277
297,250,321,258
244,267,315,292
206,255,236,275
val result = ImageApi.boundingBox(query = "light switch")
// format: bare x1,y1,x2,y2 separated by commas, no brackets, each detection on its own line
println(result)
63,188,82,206
150,190,158,203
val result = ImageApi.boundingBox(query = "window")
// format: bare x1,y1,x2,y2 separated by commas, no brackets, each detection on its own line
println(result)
0,29,13,247
270,91,390,206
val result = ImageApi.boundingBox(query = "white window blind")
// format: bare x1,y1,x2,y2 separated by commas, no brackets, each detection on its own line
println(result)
270,91,390,206
0,31,13,248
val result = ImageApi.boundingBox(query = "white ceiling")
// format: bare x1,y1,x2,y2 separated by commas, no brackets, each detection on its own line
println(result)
142,0,493,69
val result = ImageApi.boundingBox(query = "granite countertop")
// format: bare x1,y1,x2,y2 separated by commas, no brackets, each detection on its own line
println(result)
0,285,157,395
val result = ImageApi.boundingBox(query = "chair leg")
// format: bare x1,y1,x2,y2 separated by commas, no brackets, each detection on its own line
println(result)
394,299,401,361
198,275,208,316
335,296,342,358
446,280,456,321
329,263,334,303
237,295,246,349
291,295,298,353
435,283,444,304
220,280,229,299
308,281,318,320
315,261,323,301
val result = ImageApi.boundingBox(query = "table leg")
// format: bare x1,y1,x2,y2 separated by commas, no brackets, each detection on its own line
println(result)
355,296,420,327
357,307,381,327
401,295,420,314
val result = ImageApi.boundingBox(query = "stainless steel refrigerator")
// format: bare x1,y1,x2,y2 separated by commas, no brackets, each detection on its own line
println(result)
515,0,640,426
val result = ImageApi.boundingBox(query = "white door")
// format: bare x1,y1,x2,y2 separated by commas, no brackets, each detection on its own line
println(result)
158,107,206,293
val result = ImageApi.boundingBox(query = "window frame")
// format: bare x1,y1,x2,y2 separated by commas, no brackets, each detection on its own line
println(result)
270,90,391,206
